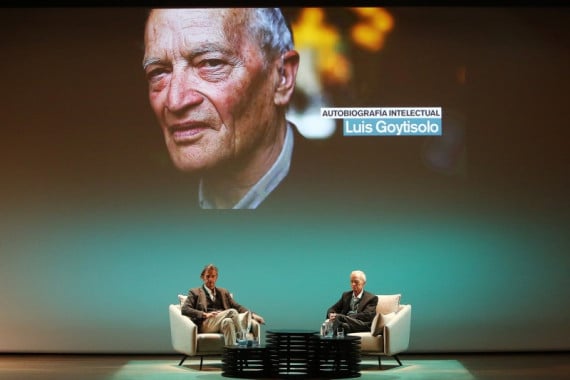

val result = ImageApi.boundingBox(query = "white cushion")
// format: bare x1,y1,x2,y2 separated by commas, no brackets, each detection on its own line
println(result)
376,294,401,314
370,311,397,336
370,294,401,336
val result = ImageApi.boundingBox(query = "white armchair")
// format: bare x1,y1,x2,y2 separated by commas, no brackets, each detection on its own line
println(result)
348,294,412,369
169,303,225,370
169,294,262,370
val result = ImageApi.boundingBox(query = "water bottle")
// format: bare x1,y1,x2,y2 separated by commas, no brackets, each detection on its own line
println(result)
325,321,334,338
247,311,252,333
320,322,326,337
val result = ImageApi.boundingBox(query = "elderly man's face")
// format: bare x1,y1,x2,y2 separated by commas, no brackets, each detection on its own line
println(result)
350,273,365,295
143,9,282,174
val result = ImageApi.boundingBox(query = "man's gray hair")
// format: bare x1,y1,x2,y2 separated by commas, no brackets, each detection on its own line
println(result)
249,8,294,60
351,270,367,283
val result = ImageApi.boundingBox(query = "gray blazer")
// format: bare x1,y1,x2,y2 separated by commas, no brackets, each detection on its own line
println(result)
181,286,247,325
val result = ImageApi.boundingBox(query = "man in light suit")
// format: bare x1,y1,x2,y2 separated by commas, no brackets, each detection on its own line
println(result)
182,264,265,345
327,270,378,334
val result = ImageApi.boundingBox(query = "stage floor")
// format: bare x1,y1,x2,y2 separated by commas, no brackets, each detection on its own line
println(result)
0,352,569,379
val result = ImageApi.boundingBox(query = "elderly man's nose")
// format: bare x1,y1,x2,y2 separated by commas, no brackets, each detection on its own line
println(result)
166,70,204,111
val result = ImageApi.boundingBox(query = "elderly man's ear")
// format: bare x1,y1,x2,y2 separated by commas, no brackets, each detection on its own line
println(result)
274,50,300,106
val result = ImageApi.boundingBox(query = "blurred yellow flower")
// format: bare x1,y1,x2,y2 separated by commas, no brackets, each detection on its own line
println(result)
292,8,349,85
291,7,394,85
350,7,394,51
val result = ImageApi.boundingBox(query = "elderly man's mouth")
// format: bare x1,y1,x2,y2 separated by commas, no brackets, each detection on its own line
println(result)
169,123,209,142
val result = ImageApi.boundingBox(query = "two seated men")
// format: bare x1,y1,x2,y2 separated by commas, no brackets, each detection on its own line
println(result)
181,265,374,345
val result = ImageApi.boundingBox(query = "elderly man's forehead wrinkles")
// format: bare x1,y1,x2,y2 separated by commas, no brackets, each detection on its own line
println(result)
220,9,253,48
179,25,229,51
184,42,235,60
144,23,178,65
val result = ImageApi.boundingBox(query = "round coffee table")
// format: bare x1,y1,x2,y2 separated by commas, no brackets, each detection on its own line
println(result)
313,335,361,378
222,344,268,378
266,329,319,378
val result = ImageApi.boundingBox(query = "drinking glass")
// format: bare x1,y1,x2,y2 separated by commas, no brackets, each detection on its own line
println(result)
237,330,247,346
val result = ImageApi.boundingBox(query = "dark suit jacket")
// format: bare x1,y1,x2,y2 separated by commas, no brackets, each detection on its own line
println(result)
181,286,247,325
326,290,378,323
259,124,342,210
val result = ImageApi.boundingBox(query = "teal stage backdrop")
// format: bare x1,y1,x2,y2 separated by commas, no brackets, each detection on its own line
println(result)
1,7,568,353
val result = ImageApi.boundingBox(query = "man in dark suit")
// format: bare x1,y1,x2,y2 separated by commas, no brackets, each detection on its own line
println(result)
182,264,265,345
327,270,378,334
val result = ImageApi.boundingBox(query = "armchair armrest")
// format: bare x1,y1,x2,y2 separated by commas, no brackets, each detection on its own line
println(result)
169,304,198,355
384,304,412,356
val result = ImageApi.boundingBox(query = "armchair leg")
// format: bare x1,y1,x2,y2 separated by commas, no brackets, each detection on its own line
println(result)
199,356,204,370
377,355,382,369
178,355,188,366
393,355,403,366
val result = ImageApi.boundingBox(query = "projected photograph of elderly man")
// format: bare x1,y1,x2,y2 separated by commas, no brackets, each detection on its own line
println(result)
143,8,300,209
143,7,467,211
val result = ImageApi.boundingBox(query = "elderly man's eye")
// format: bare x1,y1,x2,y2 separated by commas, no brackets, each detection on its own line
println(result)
146,67,168,83
200,59,224,68
196,58,227,71
196,58,232,81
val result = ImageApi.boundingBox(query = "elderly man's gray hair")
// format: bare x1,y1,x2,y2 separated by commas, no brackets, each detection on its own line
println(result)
351,270,367,283
249,8,294,60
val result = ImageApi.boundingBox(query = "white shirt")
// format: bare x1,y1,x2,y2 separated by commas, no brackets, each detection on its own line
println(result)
353,289,364,300
203,285,216,302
